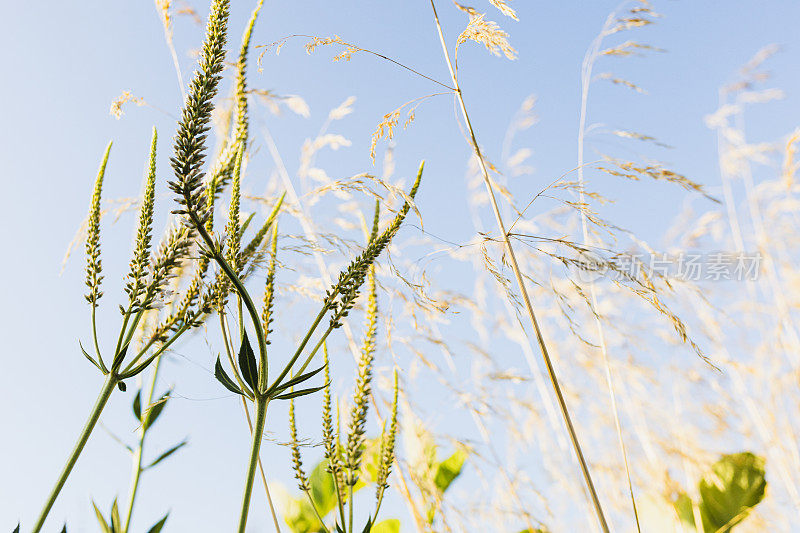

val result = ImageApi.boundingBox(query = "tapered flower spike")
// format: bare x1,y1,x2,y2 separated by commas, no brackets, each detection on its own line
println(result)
242,192,285,261
125,128,158,306
288,397,310,492
261,223,278,343
344,263,378,485
375,370,399,505
204,0,262,211
168,0,230,232
225,143,245,271
322,343,336,465
326,162,422,330
85,141,113,306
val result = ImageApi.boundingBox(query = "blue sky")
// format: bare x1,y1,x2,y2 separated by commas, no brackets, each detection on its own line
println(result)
2,1,800,531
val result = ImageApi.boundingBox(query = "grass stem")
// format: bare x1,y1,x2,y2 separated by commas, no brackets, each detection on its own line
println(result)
428,1,610,530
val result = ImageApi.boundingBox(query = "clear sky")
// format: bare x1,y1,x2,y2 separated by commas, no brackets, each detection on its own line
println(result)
2,1,800,531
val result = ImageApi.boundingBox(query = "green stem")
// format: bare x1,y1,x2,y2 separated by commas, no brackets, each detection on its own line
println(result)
348,485,354,533
191,213,269,387
122,355,163,532
237,397,268,533
32,374,118,533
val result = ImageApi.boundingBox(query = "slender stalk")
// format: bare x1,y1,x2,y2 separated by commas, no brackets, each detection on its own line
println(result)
577,18,640,532
239,396,282,533
427,2,610,531
122,355,164,532
32,373,118,533
347,485,354,533
237,396,268,533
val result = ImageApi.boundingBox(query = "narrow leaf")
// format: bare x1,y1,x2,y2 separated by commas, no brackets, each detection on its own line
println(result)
267,365,325,396
360,516,373,533
79,340,104,372
274,383,327,400
110,499,121,533
92,501,112,533
215,356,244,395
146,440,188,469
146,513,169,533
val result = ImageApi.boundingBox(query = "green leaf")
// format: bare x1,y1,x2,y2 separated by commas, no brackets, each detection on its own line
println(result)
215,356,244,395
79,340,104,372
360,516,373,533
275,384,327,401
146,513,169,533
60,526,67,533
309,460,338,518
13,524,19,533
268,365,325,396
146,440,188,469
282,496,324,533
92,501,112,533
143,390,171,431
672,492,697,529
132,389,142,422
238,331,258,390
434,449,468,494
110,498,122,533
371,519,400,533
240,211,256,234
697,452,766,531
112,342,130,371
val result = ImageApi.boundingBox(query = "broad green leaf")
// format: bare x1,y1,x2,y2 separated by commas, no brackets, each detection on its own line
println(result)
146,513,169,533
309,460,338,518
283,496,325,533
13,524,20,533
215,356,244,395
697,452,766,531
371,519,400,533
132,389,142,422
238,331,258,390
146,440,188,469
434,449,467,494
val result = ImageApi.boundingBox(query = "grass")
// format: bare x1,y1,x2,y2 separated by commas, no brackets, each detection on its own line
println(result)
13,0,800,531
